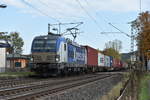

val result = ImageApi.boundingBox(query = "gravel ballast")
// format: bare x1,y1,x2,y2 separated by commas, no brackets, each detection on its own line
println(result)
38,74,123,100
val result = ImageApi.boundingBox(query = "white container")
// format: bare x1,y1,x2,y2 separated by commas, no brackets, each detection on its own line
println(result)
98,52,105,67
104,55,110,67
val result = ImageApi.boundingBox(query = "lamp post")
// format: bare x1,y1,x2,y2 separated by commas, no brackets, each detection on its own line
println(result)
0,4,7,8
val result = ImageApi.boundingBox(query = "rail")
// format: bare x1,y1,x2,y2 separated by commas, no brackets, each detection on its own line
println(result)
0,74,116,100
117,78,131,100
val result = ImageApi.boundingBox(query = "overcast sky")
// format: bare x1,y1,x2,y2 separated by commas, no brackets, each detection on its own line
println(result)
0,0,149,54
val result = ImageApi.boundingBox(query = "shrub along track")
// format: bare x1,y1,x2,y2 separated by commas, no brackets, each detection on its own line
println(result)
0,73,120,100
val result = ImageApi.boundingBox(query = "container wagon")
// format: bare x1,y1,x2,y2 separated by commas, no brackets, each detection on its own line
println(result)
113,58,122,70
84,45,98,72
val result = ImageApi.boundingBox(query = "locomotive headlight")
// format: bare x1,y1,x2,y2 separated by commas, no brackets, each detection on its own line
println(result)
56,58,59,62
31,58,33,61
55,55,60,62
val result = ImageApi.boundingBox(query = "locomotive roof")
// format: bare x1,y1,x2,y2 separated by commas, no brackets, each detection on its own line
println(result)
33,33,83,48
34,33,61,40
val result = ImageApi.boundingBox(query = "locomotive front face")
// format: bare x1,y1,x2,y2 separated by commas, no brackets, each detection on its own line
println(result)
31,36,59,63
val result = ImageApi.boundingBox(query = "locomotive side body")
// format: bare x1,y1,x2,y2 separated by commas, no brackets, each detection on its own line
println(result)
66,42,87,73
67,44,86,65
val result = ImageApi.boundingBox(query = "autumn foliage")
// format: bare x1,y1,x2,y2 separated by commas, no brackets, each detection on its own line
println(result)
132,11,150,59
103,39,122,60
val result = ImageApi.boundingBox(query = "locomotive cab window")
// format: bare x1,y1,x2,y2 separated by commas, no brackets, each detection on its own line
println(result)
32,39,57,52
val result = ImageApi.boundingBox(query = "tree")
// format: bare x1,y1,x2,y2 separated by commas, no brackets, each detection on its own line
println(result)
0,32,10,40
132,11,150,70
105,39,122,52
9,32,24,54
103,48,121,59
103,39,122,59
0,32,24,54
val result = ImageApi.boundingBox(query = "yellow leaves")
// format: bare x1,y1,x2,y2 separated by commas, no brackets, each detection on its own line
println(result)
103,48,121,60
133,11,150,59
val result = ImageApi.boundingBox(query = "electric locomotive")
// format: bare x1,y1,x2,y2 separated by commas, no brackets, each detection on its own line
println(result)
31,33,86,76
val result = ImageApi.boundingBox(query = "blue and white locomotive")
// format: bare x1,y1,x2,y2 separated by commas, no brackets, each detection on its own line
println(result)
31,33,86,76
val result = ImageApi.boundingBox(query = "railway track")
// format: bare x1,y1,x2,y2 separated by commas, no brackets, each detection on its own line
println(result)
0,78,55,89
0,74,101,89
0,73,117,100
0,72,121,89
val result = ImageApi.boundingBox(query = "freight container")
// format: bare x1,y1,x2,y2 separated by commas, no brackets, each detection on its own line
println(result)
110,56,113,67
122,62,128,68
120,61,123,68
98,52,105,67
113,58,121,68
113,58,117,68
84,46,98,66
104,55,110,67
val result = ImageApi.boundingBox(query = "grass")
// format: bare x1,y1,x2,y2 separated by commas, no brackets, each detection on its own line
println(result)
100,82,123,100
100,72,130,100
138,73,150,100
0,72,35,77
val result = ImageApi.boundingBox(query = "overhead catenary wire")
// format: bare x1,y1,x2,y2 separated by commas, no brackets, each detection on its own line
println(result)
38,0,63,15
83,0,128,36
38,0,51,8
22,0,60,23
84,0,109,24
82,0,135,55
108,23,130,37
75,0,103,31
38,0,84,20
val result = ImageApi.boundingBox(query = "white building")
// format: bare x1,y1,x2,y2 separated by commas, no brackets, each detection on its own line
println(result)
0,48,6,72
0,39,10,72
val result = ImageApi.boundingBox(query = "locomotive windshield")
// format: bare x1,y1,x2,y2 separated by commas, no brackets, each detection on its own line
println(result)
31,39,57,52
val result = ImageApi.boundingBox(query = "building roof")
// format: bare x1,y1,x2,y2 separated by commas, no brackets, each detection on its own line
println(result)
0,39,11,48
7,54,30,60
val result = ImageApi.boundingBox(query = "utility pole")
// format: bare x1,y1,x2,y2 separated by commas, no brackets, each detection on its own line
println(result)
130,27,135,63
48,23,51,34
59,23,61,34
